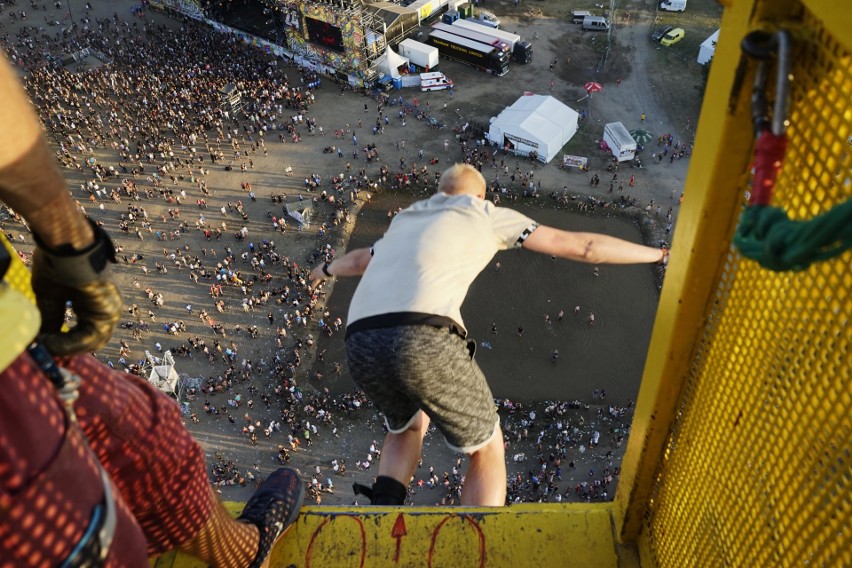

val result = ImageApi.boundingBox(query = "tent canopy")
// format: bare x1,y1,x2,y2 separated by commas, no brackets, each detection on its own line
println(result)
285,200,312,227
487,95,579,163
376,46,409,79
698,29,720,65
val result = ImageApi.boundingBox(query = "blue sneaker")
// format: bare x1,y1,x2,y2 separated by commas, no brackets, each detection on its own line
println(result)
238,467,304,568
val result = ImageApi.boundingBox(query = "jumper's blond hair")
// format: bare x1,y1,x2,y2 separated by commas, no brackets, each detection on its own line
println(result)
438,163,486,198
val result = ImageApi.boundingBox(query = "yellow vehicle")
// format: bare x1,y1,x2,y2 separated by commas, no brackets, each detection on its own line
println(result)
660,27,685,46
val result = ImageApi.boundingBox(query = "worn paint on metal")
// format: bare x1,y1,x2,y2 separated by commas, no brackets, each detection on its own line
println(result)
154,503,625,567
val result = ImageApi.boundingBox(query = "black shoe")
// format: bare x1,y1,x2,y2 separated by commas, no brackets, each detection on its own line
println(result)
238,467,304,568
352,481,374,501
352,476,406,505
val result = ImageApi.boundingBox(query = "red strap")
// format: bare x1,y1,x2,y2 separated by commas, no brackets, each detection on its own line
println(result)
750,131,787,206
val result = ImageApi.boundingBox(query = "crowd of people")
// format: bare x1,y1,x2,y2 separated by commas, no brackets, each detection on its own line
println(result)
1,0,645,508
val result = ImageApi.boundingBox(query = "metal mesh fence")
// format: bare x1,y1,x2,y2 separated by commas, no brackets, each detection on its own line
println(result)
643,7,851,568
1,233,35,302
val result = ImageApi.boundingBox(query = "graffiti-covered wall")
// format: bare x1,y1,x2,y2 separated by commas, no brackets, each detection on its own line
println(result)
150,0,375,78
289,2,366,75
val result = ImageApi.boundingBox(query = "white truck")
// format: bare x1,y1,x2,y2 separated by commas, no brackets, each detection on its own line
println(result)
660,0,687,11
603,122,637,162
469,10,500,29
398,38,440,71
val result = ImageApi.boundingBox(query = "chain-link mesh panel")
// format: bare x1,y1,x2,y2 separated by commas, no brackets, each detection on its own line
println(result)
643,8,851,568
1,232,35,302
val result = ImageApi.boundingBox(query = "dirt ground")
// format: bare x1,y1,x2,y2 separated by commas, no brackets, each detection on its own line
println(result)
1,0,721,506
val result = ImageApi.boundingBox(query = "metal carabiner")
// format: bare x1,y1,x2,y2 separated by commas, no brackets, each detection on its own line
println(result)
741,29,792,137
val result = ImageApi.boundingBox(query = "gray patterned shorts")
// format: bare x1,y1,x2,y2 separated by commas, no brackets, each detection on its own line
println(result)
345,325,499,453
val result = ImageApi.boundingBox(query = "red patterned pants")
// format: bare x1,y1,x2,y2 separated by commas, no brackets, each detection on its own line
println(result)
0,352,213,567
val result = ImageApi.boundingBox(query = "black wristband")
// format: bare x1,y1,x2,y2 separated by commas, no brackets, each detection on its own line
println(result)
322,262,333,277
33,219,117,284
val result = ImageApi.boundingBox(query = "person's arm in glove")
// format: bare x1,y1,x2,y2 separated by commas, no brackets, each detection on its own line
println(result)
0,53,122,355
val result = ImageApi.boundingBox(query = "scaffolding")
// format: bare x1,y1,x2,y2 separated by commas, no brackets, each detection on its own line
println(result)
343,0,388,82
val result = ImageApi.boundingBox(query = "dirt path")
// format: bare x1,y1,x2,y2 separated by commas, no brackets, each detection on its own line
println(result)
601,10,693,204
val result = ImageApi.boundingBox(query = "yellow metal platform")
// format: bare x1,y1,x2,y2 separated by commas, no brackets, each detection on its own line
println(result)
154,503,637,568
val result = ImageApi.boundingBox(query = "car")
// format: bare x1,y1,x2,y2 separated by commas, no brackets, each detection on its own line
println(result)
660,27,685,46
652,26,674,42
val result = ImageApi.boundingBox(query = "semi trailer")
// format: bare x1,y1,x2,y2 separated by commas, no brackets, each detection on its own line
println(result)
397,38,439,71
426,29,509,76
431,22,510,55
450,19,532,63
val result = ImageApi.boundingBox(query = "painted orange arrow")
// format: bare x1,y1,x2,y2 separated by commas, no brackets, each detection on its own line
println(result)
392,513,407,563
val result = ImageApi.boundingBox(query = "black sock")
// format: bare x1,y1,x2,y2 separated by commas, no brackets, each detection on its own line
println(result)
352,482,374,501
371,475,407,505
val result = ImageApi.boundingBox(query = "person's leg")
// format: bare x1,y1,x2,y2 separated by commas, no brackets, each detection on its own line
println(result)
66,355,300,567
377,410,431,484
348,326,507,506
0,352,150,566
179,467,304,568
346,328,428,505
406,332,507,506
176,490,259,567
461,425,507,506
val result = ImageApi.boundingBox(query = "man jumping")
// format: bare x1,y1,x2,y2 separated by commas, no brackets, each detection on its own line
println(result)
311,163,667,506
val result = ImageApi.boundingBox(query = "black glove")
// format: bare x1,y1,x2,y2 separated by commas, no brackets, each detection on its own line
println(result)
31,221,122,355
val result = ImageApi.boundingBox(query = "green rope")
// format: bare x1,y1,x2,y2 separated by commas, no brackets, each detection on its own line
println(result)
734,198,852,271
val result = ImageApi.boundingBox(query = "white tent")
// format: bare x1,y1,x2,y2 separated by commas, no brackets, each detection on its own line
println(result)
145,350,179,395
376,46,409,79
698,29,720,65
286,200,312,227
487,94,579,163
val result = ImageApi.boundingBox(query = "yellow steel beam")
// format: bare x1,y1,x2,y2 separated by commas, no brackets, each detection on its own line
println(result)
153,503,638,568
612,0,851,544
612,0,803,542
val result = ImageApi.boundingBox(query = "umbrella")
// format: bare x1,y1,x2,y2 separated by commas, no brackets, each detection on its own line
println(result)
630,129,654,145
583,82,603,119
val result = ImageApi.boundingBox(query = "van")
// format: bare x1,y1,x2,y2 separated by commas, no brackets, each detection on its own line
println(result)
420,72,454,92
571,10,592,24
659,27,685,46
471,11,501,29
660,0,687,11
582,16,610,31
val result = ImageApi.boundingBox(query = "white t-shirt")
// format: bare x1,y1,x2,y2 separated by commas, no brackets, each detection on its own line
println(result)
347,193,538,332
